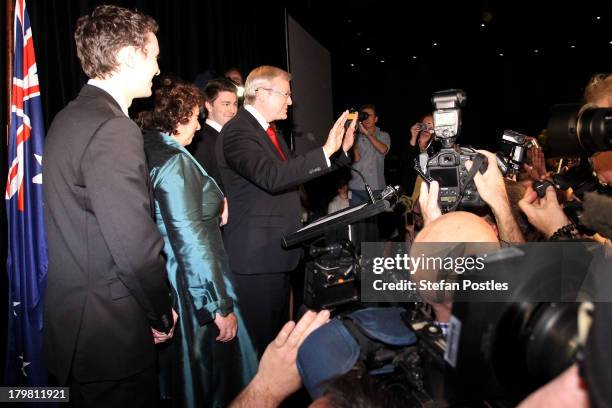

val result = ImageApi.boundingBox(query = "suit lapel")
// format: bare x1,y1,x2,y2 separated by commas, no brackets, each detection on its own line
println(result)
241,108,287,160
276,129,291,159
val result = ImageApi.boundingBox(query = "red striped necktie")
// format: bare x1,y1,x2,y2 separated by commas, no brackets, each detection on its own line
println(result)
266,125,286,160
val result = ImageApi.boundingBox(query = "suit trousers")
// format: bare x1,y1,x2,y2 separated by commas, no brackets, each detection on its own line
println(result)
230,271,290,357
69,366,157,408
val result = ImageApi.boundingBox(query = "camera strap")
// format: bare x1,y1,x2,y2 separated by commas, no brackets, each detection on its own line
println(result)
450,153,486,212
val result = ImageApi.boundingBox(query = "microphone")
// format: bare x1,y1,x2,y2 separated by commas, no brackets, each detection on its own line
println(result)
332,157,376,204
349,166,376,204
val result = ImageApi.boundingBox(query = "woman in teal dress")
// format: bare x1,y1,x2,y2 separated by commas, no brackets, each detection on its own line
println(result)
136,77,257,408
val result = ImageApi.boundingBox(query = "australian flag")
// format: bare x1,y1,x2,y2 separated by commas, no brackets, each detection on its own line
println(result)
5,0,48,386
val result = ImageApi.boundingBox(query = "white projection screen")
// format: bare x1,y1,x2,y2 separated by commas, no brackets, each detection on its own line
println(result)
286,13,333,154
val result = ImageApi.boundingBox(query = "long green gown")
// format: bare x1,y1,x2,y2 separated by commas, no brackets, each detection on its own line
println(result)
143,130,258,408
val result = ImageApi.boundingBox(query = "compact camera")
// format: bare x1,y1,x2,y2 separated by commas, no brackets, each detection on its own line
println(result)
347,109,370,123
416,89,488,211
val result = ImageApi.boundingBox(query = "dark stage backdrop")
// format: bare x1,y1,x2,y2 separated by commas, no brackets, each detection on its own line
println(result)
26,0,288,129
286,13,334,155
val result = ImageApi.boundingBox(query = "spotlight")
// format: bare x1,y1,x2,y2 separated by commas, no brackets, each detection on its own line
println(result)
236,85,245,98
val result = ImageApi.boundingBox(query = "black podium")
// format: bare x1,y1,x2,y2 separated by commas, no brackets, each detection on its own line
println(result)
283,186,399,309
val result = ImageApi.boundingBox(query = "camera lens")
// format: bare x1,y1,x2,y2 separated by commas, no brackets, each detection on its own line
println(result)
547,104,612,156
359,111,370,121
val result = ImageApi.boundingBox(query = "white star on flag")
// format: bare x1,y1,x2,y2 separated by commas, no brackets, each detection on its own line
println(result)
19,354,31,377
12,302,20,316
32,154,42,184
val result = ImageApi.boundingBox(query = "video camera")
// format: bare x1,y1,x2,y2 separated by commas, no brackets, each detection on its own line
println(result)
415,89,488,211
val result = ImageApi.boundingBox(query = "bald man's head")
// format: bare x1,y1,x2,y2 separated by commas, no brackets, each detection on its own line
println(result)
410,212,500,316
415,211,500,244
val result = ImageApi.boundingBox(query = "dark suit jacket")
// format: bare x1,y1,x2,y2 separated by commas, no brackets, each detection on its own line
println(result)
190,122,224,191
43,85,173,383
216,107,349,275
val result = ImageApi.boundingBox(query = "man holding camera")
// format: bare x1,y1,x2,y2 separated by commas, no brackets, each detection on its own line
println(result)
348,105,390,244
349,104,391,204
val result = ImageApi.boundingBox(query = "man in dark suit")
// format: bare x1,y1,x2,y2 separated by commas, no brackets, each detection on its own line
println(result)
43,6,175,406
191,77,239,190
217,65,356,353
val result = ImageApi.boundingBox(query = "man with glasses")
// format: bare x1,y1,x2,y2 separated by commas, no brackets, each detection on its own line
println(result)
216,65,356,354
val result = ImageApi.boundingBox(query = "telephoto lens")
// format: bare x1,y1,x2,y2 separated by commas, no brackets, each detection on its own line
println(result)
546,104,612,156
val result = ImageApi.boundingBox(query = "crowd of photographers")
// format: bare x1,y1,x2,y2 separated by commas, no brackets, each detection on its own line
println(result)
405,72,610,408
251,72,612,407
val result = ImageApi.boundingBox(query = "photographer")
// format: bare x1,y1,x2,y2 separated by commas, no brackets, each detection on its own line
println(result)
585,73,612,185
230,310,330,408
349,104,390,205
409,114,434,155
348,104,391,244
419,149,525,244
518,73,612,406
411,211,500,326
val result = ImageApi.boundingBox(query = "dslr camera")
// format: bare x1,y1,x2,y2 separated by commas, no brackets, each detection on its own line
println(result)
495,129,539,177
346,108,370,126
416,89,488,211
546,103,612,157
533,103,612,234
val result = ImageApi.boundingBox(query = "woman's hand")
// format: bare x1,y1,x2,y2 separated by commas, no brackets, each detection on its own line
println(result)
220,197,229,226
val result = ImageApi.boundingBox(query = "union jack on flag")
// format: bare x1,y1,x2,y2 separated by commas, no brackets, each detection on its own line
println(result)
5,0,49,386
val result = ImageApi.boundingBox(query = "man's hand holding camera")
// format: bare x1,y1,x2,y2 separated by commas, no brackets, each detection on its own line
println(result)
419,180,443,226
357,119,389,155
466,150,525,243
518,185,572,238
465,150,509,212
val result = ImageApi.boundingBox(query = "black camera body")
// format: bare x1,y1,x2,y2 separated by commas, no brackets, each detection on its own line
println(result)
425,145,486,209
345,109,370,129
417,89,488,211
496,129,537,177
347,108,370,122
